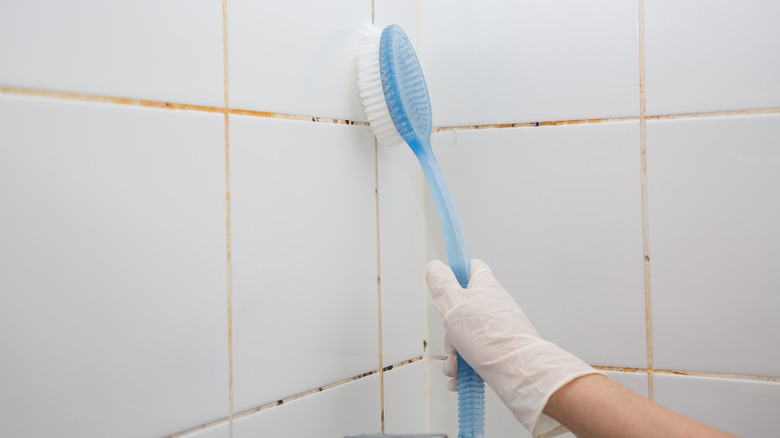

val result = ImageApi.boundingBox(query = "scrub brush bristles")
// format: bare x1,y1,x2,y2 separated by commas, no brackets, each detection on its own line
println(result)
356,23,405,148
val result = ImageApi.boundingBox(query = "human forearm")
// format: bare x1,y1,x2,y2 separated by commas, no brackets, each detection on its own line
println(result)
544,374,739,438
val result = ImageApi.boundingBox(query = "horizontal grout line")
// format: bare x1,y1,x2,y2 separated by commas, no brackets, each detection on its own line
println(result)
430,359,779,384
168,417,230,438
647,107,780,121
4,88,778,130
229,108,368,126
167,356,425,437
0,87,368,126
433,116,640,132
0,86,224,114
231,355,423,420
590,366,780,383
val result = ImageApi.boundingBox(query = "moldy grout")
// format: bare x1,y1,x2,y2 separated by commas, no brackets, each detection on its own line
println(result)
637,0,654,401
166,356,424,438
3,87,777,132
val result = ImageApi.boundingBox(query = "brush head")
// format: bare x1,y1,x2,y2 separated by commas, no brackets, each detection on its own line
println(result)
356,24,432,148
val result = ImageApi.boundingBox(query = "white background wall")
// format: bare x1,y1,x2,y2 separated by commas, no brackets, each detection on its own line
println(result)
0,1,778,437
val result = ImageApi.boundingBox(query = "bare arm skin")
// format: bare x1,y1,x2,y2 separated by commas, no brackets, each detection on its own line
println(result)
544,374,739,438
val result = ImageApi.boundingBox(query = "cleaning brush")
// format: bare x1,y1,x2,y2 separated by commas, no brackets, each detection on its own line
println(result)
356,23,486,438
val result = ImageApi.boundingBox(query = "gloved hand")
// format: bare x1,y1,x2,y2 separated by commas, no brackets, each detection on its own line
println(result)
426,259,605,438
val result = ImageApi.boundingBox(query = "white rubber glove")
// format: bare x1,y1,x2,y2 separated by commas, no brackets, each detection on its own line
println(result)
426,259,606,438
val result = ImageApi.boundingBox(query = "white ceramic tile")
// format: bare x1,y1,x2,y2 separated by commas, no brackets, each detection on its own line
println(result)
655,374,780,437
0,95,229,437
0,0,224,106
383,361,427,435
425,123,646,368
645,1,780,116
375,0,419,49
609,371,650,399
234,374,381,438
378,143,426,366
183,422,230,438
429,359,649,438
228,0,371,121
420,0,639,126
647,115,780,376
230,116,378,412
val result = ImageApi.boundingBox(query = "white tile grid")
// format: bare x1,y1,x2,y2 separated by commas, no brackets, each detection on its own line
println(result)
383,361,427,435
227,0,372,121
644,0,780,116
646,115,780,377
229,116,379,413
419,0,640,127
377,143,427,367
233,374,381,438
0,0,224,107
425,123,647,369
654,374,780,437
0,95,230,438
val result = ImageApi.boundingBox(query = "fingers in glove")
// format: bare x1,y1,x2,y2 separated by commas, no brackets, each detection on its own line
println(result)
442,354,458,378
425,260,465,316
447,377,458,392
467,258,504,290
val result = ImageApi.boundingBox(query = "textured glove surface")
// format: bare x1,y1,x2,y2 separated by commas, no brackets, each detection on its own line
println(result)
426,259,605,438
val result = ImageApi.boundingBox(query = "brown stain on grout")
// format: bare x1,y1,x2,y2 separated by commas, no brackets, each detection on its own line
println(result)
0,87,369,126
646,107,780,121
227,356,424,422
167,417,231,438
374,136,386,434
637,0,654,402
229,108,369,126
0,87,224,114
221,1,234,437
433,116,640,132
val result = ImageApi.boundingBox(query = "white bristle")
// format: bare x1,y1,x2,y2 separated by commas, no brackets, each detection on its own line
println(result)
356,23,406,148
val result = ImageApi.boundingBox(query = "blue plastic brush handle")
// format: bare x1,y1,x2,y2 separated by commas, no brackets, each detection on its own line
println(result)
376,25,485,438
408,137,485,438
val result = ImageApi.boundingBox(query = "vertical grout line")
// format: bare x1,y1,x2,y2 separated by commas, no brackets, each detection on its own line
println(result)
417,1,431,431
221,0,234,435
374,137,386,434
371,0,375,24
637,0,654,401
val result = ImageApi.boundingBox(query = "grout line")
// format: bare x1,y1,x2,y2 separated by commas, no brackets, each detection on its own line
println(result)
432,116,640,132
637,0,654,402
0,87,369,126
374,137,386,434
371,0,375,24
0,86,225,113
652,370,780,383
433,359,780,384
231,356,424,421
168,356,424,437
221,1,234,436
168,417,231,438
3,87,777,130
229,108,369,126
647,107,780,121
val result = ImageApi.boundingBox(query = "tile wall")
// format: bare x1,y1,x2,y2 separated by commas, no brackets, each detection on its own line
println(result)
0,1,777,438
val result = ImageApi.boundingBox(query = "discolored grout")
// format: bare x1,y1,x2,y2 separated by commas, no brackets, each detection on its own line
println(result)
432,116,640,132
220,1,234,436
165,356,424,437
646,107,780,121
230,356,424,421
0,86,225,113
637,0,654,402
374,136,386,434
228,108,369,126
